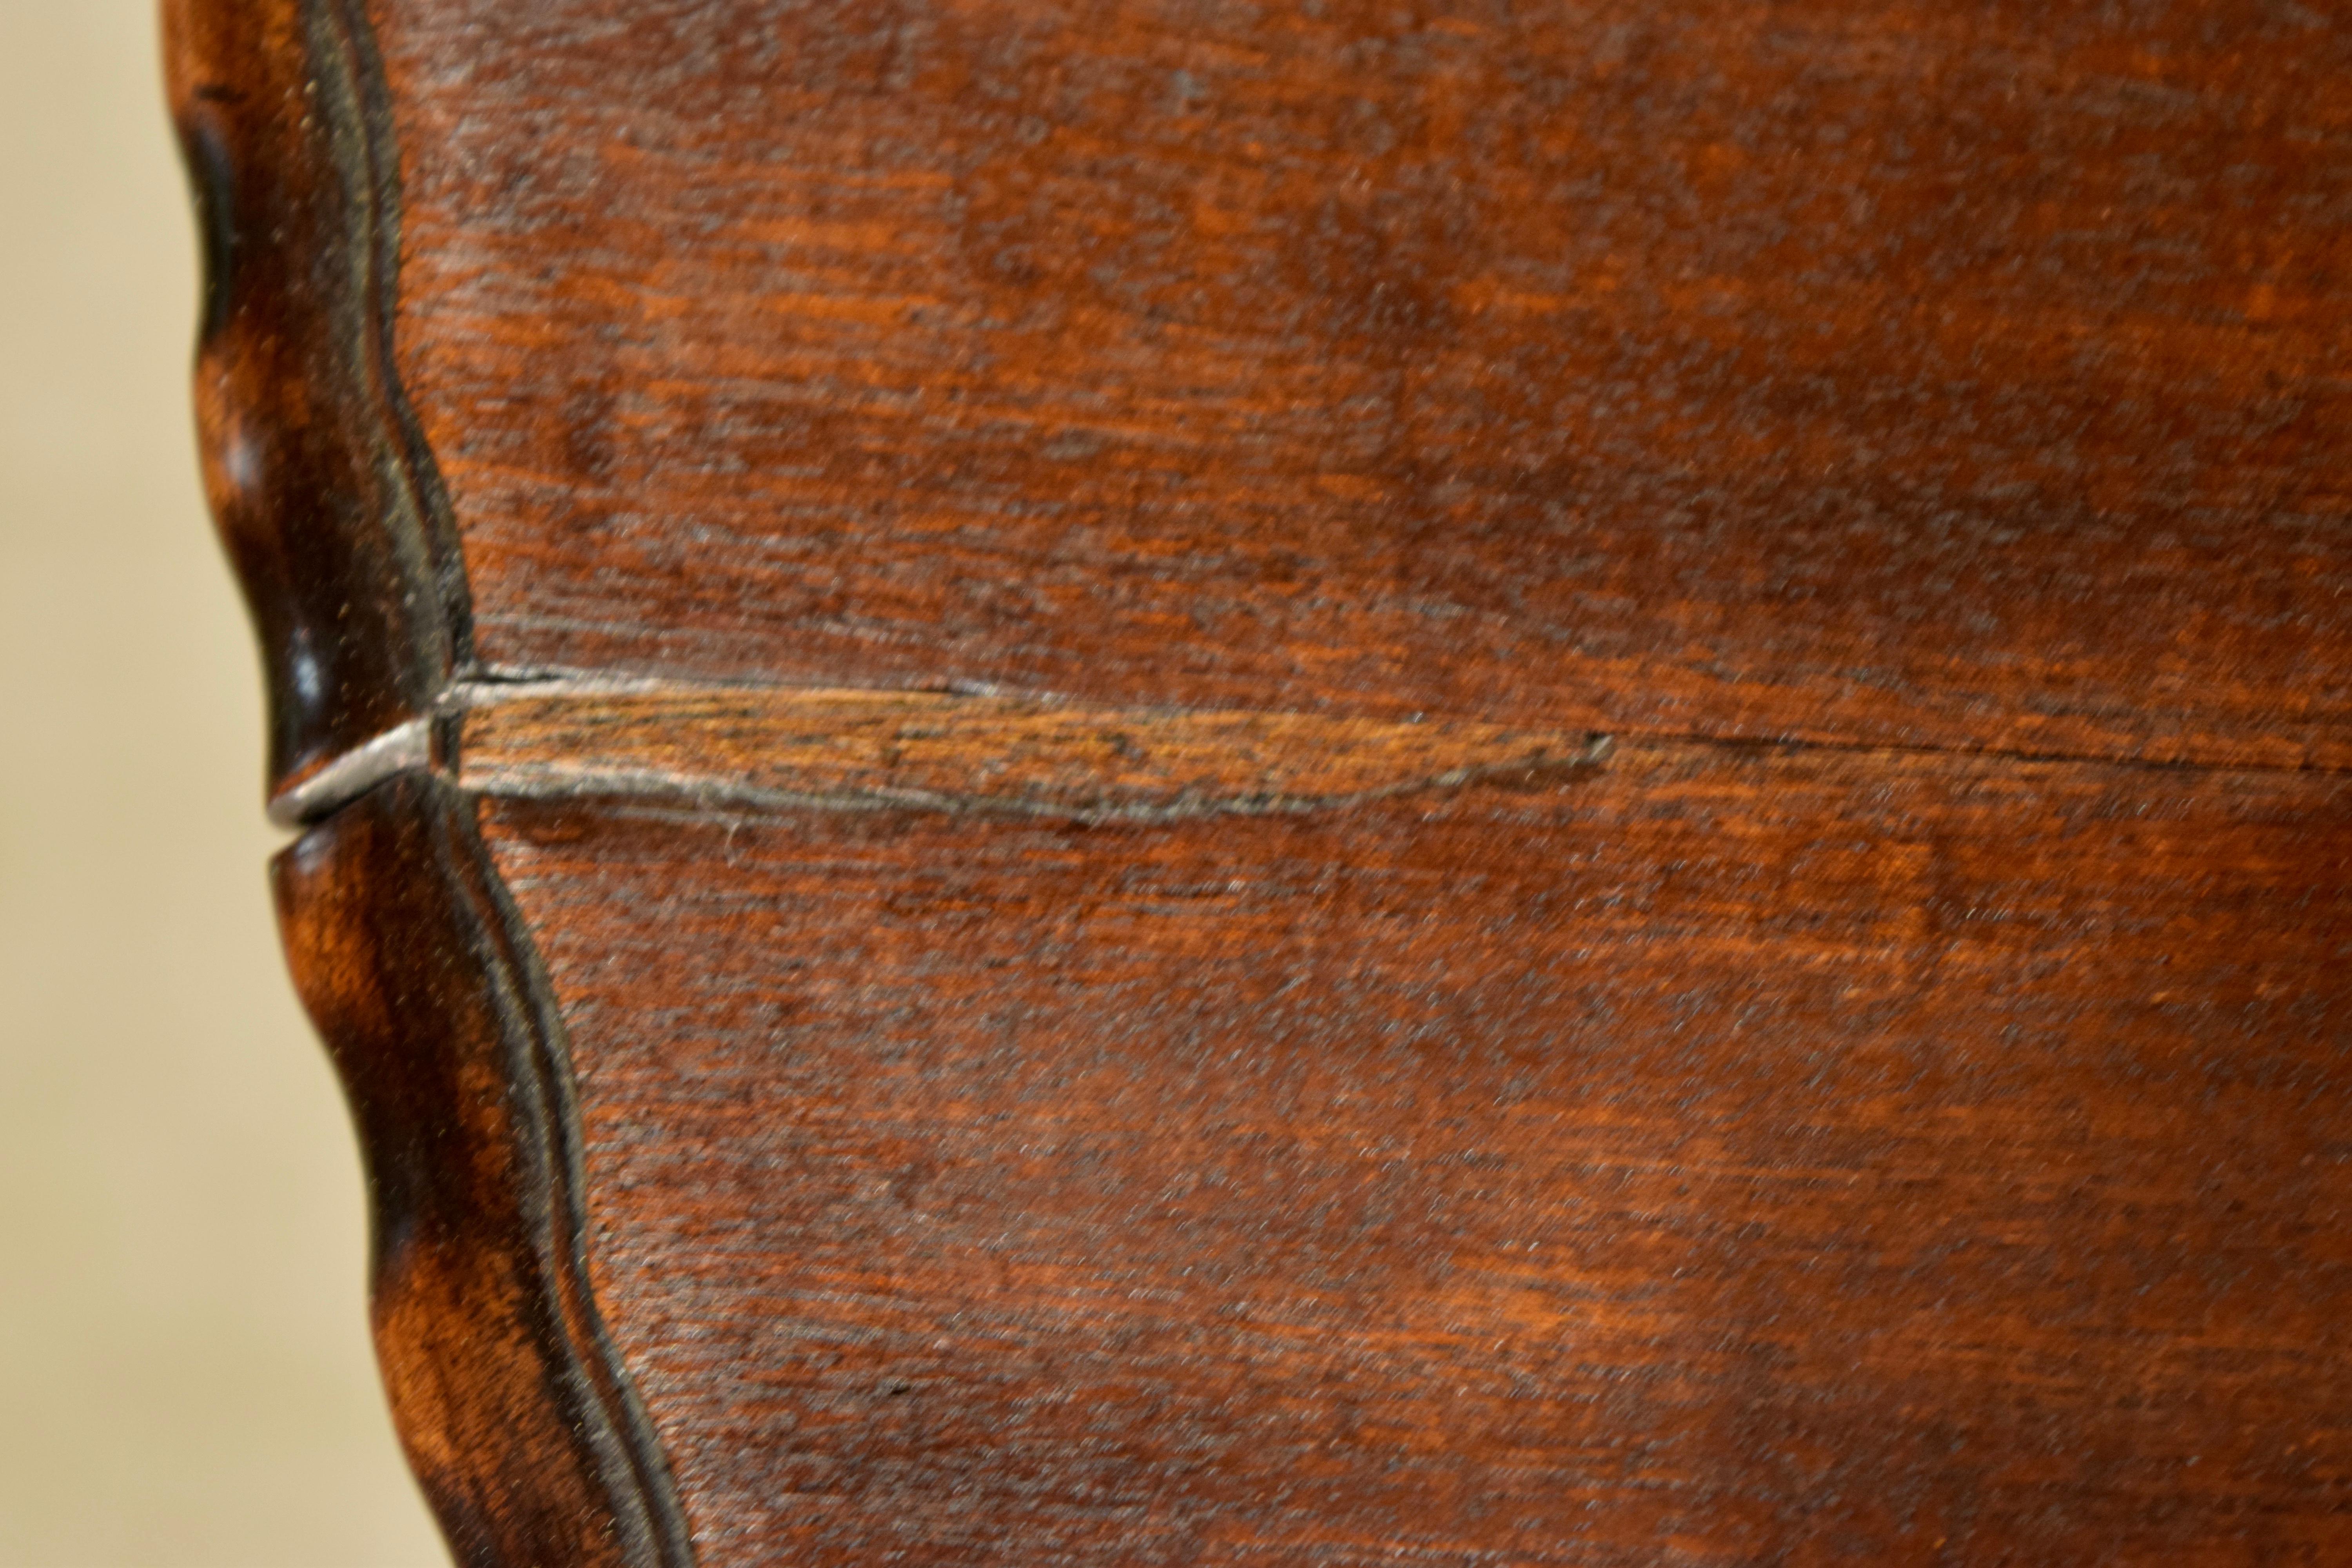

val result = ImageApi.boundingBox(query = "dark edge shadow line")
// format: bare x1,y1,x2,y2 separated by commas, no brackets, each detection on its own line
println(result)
300,0,696,1557
171,0,699,1557
436,788,701,1568
319,0,475,670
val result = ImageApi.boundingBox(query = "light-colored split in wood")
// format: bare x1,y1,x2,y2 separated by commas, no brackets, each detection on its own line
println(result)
454,685,1611,822
269,717,434,828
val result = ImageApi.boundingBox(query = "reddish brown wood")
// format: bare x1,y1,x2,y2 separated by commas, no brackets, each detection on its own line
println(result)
165,0,467,810
368,0,2352,769
177,0,2352,1563
274,771,692,1568
478,744,2352,1565
457,686,1605,820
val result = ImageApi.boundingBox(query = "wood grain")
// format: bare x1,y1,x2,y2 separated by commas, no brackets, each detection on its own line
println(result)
483,744,2352,1565
274,771,693,1568
172,0,2352,1561
369,0,2352,768
457,685,1606,821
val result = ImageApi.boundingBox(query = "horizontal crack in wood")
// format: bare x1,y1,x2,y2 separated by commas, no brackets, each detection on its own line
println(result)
456,685,1613,823
269,716,434,828
268,672,2352,829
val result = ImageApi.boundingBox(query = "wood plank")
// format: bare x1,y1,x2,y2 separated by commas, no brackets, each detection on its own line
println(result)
373,0,2352,768
476,742,2352,1564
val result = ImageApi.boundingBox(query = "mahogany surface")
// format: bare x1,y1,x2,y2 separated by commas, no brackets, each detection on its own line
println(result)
171,0,465,800
166,0,2352,1563
374,0,2352,770
276,773,690,1568
485,748,2352,1565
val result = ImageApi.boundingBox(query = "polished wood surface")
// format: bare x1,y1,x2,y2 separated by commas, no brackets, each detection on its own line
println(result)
168,0,465,803
276,773,692,1568
374,0,2352,770
484,740,2352,1565
169,0,2352,1562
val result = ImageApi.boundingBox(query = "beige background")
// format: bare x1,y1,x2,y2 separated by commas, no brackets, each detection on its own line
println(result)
0,2,445,1562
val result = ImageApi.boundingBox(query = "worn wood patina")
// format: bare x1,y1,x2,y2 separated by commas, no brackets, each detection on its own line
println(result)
171,0,2352,1562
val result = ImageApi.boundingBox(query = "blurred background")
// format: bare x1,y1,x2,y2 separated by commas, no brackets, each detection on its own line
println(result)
0,3,445,1562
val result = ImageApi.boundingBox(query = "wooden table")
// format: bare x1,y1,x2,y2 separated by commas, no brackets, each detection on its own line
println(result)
169,0,2352,1561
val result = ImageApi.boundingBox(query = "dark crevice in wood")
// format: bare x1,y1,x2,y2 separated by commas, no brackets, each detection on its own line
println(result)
319,0,474,674
1620,726,2352,783
275,773,696,1568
